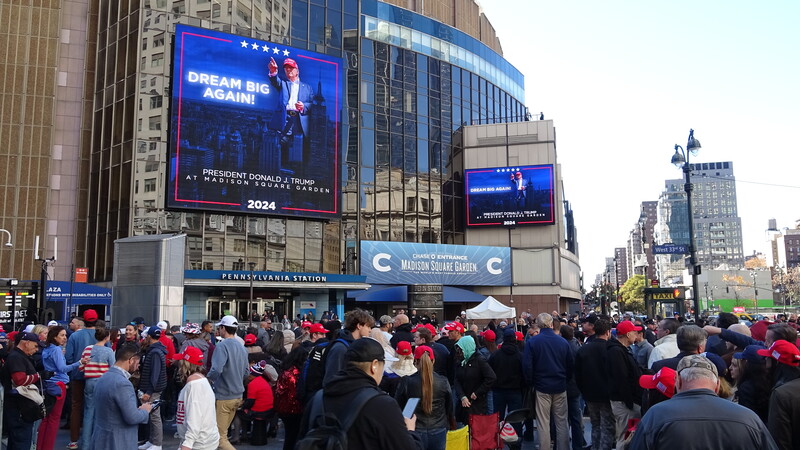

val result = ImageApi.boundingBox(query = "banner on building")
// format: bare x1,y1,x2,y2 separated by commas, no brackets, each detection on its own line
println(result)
360,241,511,286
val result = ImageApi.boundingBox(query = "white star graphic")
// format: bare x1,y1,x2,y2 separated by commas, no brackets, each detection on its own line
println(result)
272,47,280,54
240,40,249,48
282,49,290,56
262,44,269,52
251,42,259,50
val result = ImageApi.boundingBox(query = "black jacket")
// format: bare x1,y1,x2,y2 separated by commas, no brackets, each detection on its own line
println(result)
390,323,414,348
768,377,800,449
454,353,496,415
395,371,453,430
436,337,456,384
575,338,610,402
322,329,355,387
488,343,523,391
606,339,641,408
299,367,424,450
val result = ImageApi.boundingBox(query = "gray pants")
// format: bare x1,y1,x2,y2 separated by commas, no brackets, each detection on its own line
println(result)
148,392,163,446
586,401,615,450
535,391,569,450
610,400,640,450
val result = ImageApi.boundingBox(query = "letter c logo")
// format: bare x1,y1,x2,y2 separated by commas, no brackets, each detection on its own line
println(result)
487,257,502,275
373,253,392,272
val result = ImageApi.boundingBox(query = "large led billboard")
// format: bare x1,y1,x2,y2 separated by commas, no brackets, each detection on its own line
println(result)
167,25,342,219
465,165,555,227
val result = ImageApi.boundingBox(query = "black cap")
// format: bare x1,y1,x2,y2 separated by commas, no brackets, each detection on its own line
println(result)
132,317,145,325
19,332,40,342
345,337,393,363
147,327,162,339
580,315,597,324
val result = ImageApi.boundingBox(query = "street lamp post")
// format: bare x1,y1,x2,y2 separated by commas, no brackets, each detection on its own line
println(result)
670,129,702,323
639,210,648,284
750,270,759,317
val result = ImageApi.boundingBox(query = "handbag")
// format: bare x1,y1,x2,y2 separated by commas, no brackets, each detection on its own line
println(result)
445,426,469,450
14,382,46,423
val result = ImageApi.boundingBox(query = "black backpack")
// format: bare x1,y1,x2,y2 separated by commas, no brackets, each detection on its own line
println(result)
298,338,348,403
294,388,380,450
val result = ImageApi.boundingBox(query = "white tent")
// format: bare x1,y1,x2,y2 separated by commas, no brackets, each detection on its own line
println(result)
465,296,517,320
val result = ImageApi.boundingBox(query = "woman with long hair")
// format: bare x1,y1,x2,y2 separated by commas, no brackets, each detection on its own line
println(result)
174,346,219,450
275,346,309,450
395,346,454,450
38,326,87,450
264,330,287,361
79,327,115,450
113,323,141,351
731,345,770,422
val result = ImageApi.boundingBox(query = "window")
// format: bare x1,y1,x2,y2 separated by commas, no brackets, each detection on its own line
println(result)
151,54,164,67
148,116,161,130
144,178,157,192
150,96,163,109
187,237,203,251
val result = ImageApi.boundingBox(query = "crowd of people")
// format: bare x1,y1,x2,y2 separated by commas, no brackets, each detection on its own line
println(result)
0,307,799,449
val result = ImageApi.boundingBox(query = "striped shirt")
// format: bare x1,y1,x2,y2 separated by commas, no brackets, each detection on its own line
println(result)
82,345,112,378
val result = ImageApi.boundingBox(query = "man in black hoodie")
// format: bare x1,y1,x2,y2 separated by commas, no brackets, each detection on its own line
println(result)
488,328,524,436
322,309,374,388
390,313,414,348
299,337,424,449
140,326,168,450
575,318,614,450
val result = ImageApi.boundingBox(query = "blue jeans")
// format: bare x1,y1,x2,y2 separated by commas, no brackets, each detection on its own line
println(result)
567,394,586,450
81,378,99,450
4,403,34,450
493,388,524,436
416,427,447,450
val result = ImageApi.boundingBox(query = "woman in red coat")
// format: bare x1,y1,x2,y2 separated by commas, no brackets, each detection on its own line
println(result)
275,346,309,450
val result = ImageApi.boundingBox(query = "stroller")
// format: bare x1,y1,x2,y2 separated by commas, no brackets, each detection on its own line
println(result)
469,408,530,450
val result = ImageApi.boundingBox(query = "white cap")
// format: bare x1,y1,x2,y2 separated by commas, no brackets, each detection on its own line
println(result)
216,315,238,327
23,324,34,333
156,321,168,330
47,320,59,327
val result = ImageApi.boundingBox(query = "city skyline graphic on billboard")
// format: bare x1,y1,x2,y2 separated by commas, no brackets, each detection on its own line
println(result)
465,164,555,227
167,25,342,219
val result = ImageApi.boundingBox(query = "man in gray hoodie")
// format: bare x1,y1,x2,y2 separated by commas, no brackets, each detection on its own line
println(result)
207,315,248,450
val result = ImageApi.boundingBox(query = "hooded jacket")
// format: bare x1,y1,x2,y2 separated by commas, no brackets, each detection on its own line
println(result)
140,341,168,395
606,338,642,408
454,336,496,414
488,341,524,391
298,366,424,450
390,323,414,348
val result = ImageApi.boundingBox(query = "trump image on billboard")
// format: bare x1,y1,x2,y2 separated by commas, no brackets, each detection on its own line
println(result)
465,165,555,227
167,25,342,219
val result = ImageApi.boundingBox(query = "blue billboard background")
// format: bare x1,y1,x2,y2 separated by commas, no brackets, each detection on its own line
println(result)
167,25,342,219
465,165,555,227
360,241,511,286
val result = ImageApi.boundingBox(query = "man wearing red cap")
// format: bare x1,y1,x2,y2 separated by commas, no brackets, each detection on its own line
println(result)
267,56,313,165
764,340,800,448
64,309,101,449
606,320,642,450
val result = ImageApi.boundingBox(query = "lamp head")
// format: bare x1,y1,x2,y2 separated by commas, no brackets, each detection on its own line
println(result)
3,242,12,248
686,129,701,156
671,145,686,168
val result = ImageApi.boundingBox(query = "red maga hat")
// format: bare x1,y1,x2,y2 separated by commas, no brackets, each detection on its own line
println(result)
283,58,298,69
172,346,204,366
757,340,800,366
639,367,677,398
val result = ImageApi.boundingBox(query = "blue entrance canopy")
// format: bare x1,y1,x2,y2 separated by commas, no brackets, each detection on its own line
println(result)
347,285,486,304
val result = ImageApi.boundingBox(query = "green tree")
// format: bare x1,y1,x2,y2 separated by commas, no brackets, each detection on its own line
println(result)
619,274,646,313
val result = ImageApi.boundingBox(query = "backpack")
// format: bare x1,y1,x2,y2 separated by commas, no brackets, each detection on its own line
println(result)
294,388,380,450
298,338,349,403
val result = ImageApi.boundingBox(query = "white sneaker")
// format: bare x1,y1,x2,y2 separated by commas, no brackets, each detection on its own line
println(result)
137,443,152,450
148,446,162,450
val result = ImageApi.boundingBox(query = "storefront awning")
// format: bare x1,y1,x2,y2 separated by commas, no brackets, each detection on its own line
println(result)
348,285,487,304
349,285,407,302
443,286,486,303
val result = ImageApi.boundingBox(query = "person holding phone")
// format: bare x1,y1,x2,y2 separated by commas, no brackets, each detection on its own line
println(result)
395,346,454,450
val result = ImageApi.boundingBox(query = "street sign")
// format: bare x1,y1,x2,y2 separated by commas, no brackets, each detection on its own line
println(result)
652,244,689,255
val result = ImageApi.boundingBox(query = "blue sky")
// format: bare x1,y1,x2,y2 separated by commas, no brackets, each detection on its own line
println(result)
478,1,800,281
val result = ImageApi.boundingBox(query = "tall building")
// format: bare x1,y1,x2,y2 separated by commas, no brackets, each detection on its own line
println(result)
2,0,544,323
655,161,744,285
626,200,657,282
614,247,628,285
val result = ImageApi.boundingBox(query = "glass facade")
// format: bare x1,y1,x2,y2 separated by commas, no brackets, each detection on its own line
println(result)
83,0,526,282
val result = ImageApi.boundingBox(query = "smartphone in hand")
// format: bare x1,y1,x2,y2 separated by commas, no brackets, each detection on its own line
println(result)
402,398,420,419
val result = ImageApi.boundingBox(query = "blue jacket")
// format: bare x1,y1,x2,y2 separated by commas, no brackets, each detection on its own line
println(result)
42,344,81,396
523,328,573,394
93,366,149,450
